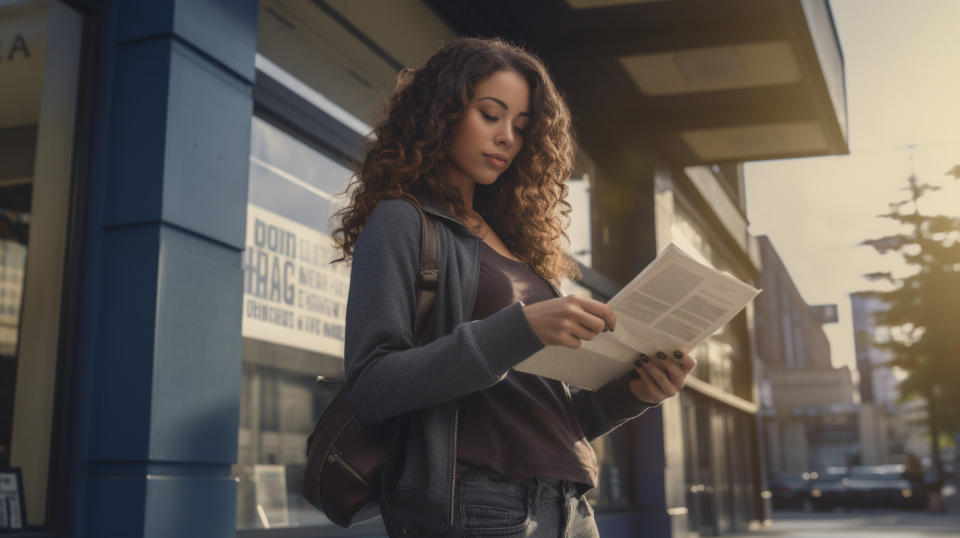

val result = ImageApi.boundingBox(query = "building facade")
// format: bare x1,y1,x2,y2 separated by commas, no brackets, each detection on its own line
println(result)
754,236,859,474
0,0,847,536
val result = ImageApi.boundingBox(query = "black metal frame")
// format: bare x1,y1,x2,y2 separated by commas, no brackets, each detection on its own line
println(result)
252,69,367,170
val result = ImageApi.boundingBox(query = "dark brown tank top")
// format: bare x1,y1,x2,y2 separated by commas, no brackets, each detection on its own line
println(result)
456,242,598,487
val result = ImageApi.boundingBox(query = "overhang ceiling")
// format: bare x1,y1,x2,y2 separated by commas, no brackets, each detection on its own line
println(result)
423,0,848,166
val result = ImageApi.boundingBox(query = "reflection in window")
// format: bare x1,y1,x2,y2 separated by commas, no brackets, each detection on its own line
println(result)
1,0,44,473
2,0,83,528
566,172,593,268
243,0,456,528
0,240,26,464
256,0,455,127
234,116,354,530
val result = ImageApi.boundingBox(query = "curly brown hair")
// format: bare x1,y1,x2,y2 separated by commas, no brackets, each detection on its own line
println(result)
331,36,580,285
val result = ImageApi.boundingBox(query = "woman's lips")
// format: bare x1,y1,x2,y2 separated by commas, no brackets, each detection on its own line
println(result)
483,154,508,168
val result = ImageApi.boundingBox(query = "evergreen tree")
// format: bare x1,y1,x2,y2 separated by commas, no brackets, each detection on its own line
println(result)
858,165,960,479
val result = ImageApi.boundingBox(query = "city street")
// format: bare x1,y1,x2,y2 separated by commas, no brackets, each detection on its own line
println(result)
730,486,960,538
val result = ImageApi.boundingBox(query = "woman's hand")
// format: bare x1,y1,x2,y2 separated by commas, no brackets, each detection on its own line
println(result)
521,296,616,348
629,351,697,405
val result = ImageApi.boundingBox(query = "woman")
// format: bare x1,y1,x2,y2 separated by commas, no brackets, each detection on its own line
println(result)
332,37,696,537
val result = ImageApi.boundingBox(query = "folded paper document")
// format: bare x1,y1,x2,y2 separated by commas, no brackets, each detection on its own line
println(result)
514,243,761,390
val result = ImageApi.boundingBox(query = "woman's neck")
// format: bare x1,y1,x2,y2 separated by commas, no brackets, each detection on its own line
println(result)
440,165,476,212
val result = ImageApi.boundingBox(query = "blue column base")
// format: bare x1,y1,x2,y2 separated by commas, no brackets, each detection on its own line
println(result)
86,471,237,538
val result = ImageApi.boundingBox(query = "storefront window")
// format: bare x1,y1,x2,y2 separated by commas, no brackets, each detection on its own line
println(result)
234,116,353,529
681,391,760,534
0,0,81,528
236,2,456,530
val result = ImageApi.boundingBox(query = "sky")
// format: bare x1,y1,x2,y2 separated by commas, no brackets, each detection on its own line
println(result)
744,0,960,374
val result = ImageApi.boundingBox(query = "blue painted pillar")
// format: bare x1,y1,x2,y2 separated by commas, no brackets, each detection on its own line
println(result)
80,1,257,536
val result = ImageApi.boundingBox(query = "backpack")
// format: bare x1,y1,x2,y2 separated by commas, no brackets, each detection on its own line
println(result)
302,196,439,527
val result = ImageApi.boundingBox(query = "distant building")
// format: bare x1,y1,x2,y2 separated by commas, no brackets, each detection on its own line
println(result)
755,236,859,474
850,292,927,465
850,292,899,406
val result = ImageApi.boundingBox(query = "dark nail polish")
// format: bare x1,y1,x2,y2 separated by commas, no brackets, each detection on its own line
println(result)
603,327,610,333
634,359,643,367
640,354,650,363
673,351,684,359
657,351,667,360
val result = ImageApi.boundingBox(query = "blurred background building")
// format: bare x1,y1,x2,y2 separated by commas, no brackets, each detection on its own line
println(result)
0,0,847,536
850,292,929,466
754,236,859,475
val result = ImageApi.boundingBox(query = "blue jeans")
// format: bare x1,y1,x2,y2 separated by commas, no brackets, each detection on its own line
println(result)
446,468,600,537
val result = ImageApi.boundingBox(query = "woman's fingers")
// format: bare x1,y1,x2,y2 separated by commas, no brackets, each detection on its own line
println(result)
676,352,697,374
630,365,667,403
642,361,679,397
566,318,603,341
629,350,698,404
522,296,616,348
576,297,616,332
646,351,687,388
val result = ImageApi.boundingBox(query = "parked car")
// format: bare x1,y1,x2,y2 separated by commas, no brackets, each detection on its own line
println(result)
809,469,851,511
770,472,816,509
847,466,925,509
808,465,926,511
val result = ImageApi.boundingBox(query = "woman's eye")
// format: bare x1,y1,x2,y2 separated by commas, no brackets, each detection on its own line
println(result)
481,112,498,122
514,126,526,135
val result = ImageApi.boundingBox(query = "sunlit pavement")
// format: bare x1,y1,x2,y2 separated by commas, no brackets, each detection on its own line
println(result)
727,485,959,538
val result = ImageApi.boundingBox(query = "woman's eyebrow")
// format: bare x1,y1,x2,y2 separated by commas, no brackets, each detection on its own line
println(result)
479,96,530,118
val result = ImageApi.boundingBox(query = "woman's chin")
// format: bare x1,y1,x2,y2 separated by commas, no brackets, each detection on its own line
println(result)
473,173,501,186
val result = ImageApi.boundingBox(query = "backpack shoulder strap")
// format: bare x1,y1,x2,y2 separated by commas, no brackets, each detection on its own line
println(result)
398,195,439,344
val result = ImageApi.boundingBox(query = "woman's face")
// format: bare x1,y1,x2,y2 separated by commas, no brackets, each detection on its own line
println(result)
445,70,531,190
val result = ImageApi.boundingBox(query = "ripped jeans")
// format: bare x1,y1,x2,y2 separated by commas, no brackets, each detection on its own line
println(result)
447,468,600,537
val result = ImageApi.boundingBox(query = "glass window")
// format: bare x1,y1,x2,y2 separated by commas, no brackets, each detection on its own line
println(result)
0,0,81,529
238,2,456,530
257,0,455,128
565,150,598,268
234,116,354,530
681,390,718,535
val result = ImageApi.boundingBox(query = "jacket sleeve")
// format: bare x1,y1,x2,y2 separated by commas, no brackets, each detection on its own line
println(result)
343,199,545,423
569,373,660,441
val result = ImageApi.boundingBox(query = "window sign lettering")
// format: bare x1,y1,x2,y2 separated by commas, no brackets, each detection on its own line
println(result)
242,205,349,357
1,33,30,60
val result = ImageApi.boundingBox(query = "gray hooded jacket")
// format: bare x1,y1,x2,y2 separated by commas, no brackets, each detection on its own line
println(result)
343,197,654,534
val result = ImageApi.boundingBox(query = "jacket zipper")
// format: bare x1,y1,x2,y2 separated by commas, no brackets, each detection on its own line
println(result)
419,211,487,527
327,448,368,486
450,401,460,526
449,236,479,527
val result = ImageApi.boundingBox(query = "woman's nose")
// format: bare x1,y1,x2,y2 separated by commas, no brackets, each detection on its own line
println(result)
496,124,515,147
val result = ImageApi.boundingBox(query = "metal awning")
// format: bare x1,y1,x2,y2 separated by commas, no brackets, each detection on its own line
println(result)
425,0,849,165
